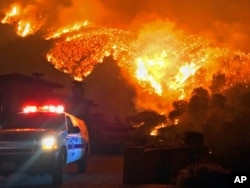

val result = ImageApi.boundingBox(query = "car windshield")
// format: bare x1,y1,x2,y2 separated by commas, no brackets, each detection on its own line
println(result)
4,112,66,130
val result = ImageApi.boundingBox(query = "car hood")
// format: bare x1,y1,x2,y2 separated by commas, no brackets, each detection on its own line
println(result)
0,129,56,142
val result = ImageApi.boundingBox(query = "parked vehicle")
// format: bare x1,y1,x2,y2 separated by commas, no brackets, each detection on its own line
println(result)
0,104,90,186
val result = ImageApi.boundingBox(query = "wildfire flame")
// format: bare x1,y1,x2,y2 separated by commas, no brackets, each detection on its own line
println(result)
1,3,46,37
44,20,250,114
45,21,90,40
2,4,250,114
46,23,133,81
1,4,20,24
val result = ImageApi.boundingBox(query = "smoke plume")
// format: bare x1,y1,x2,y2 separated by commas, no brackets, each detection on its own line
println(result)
1,0,250,51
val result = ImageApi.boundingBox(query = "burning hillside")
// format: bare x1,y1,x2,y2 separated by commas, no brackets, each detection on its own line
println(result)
43,20,250,114
1,0,250,115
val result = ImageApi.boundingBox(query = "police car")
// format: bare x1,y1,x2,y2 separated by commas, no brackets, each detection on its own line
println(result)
0,105,90,186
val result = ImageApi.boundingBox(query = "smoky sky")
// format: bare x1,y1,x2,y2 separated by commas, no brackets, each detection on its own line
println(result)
100,0,250,52
1,0,250,51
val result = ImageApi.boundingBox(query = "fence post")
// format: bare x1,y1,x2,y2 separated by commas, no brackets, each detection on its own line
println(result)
123,146,144,184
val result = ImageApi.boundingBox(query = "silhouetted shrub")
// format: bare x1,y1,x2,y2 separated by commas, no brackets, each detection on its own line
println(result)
184,131,204,147
174,163,230,188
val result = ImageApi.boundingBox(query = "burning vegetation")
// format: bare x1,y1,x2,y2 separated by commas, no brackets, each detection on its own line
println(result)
46,21,250,117
1,0,250,171
1,1,250,115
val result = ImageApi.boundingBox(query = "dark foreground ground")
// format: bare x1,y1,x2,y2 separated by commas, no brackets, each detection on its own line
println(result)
0,154,172,188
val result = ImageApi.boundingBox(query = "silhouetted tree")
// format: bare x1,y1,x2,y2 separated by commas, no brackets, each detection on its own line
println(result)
203,93,227,152
207,93,227,126
239,91,250,116
210,94,227,110
210,72,226,94
168,100,188,124
125,110,167,145
187,87,210,130
204,83,250,171
189,88,210,111
224,83,249,113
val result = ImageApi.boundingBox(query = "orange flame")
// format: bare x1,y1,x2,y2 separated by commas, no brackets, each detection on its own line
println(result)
1,3,250,114
45,21,90,40
1,3,46,37
17,20,31,37
1,4,20,24
46,24,133,81
44,20,250,114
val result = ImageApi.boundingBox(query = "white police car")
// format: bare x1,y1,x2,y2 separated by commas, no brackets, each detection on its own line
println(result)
0,105,90,186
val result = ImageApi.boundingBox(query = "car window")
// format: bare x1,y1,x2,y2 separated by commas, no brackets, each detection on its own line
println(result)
4,112,66,130
66,116,80,133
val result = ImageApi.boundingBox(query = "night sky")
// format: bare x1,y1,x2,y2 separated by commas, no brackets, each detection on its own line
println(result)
0,0,250,121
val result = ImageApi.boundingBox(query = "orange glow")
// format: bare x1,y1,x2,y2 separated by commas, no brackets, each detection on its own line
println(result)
1,3,46,37
150,129,159,136
174,118,179,125
1,4,20,24
46,24,133,80
168,63,200,99
45,21,90,40
150,123,167,136
135,55,164,95
17,21,32,37
169,63,200,90
2,2,250,115
44,20,250,114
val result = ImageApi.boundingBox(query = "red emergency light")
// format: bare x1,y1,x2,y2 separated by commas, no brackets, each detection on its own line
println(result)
23,105,37,113
23,105,64,113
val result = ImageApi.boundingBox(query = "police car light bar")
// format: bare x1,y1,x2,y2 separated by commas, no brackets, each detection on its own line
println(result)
23,105,64,113
23,105,37,113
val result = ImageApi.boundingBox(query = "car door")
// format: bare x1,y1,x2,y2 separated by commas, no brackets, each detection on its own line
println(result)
65,115,82,163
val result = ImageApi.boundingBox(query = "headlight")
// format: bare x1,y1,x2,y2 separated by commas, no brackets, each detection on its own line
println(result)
41,136,57,150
